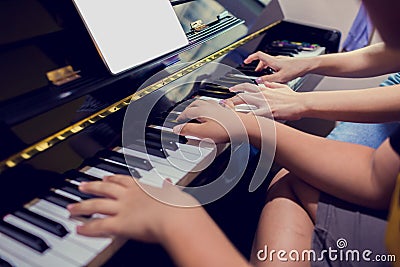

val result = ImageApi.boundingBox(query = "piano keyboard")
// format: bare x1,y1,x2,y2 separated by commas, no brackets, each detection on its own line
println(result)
0,45,326,267
0,130,222,266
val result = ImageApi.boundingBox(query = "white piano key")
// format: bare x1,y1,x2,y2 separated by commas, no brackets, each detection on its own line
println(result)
83,166,114,179
150,126,202,141
0,233,76,267
94,153,184,182
101,156,185,181
235,104,257,111
54,189,82,202
33,199,71,219
168,144,214,162
119,148,198,181
0,249,36,267
143,164,185,181
177,142,214,152
4,215,94,266
294,46,325,58
68,180,81,186
146,168,182,184
258,83,267,88
198,96,221,102
120,147,198,171
198,94,258,113
28,200,111,252
184,135,202,141
125,147,211,176
287,77,302,89
229,74,259,80
152,125,174,133
138,176,164,188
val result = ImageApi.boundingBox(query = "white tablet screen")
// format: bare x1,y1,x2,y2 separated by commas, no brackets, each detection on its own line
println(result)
72,0,189,74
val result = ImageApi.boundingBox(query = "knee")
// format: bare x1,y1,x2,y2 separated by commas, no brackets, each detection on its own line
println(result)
265,171,319,222
289,178,319,222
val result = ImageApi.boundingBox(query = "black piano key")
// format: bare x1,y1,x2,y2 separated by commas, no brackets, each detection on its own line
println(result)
46,193,91,219
265,46,300,53
97,150,153,171
236,67,276,77
138,137,179,151
235,67,256,73
146,131,187,145
161,112,179,121
154,138,179,151
241,61,259,67
218,76,257,86
201,83,231,92
218,76,247,84
14,209,68,238
152,118,179,129
165,120,181,129
45,193,78,209
0,221,49,253
64,170,101,182
0,257,12,267
127,142,168,159
89,159,142,177
237,64,258,70
145,127,188,144
264,51,294,57
61,185,97,200
234,68,262,76
197,89,236,99
217,77,239,87
171,99,196,112
265,66,276,75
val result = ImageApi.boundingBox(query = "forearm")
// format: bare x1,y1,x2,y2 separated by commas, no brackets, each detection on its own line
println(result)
305,43,400,78
240,114,395,209
160,207,249,267
300,85,400,122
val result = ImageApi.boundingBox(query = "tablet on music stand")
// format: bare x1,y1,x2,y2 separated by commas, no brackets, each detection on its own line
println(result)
72,0,189,75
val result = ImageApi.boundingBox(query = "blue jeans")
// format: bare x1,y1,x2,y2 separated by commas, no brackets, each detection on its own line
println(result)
326,73,400,148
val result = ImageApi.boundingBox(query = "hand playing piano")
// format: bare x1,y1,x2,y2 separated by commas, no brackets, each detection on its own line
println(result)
173,100,248,143
244,51,313,83
67,175,199,243
229,82,306,120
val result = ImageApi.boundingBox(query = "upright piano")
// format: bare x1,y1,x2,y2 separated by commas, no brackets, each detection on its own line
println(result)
0,0,340,266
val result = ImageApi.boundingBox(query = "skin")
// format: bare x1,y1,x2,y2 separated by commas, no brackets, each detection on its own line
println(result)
69,103,399,267
68,176,250,267
237,43,400,122
229,82,400,122
249,43,400,83
175,103,399,267
68,1,400,266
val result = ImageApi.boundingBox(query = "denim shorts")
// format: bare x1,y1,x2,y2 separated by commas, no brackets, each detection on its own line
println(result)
326,72,400,149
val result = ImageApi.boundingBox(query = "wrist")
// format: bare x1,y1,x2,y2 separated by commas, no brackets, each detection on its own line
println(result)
302,56,322,75
299,92,316,118
158,206,206,246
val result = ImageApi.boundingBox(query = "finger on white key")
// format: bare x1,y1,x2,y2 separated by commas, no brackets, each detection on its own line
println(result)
27,200,111,252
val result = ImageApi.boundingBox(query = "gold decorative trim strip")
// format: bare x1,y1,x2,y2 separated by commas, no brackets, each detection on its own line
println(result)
0,21,281,173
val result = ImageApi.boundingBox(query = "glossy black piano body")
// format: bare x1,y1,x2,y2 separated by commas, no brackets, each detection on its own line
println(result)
0,0,340,266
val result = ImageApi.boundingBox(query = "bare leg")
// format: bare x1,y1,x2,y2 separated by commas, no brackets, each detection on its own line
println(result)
250,169,320,267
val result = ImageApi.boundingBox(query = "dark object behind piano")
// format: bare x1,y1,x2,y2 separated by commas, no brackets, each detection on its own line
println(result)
256,20,341,54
